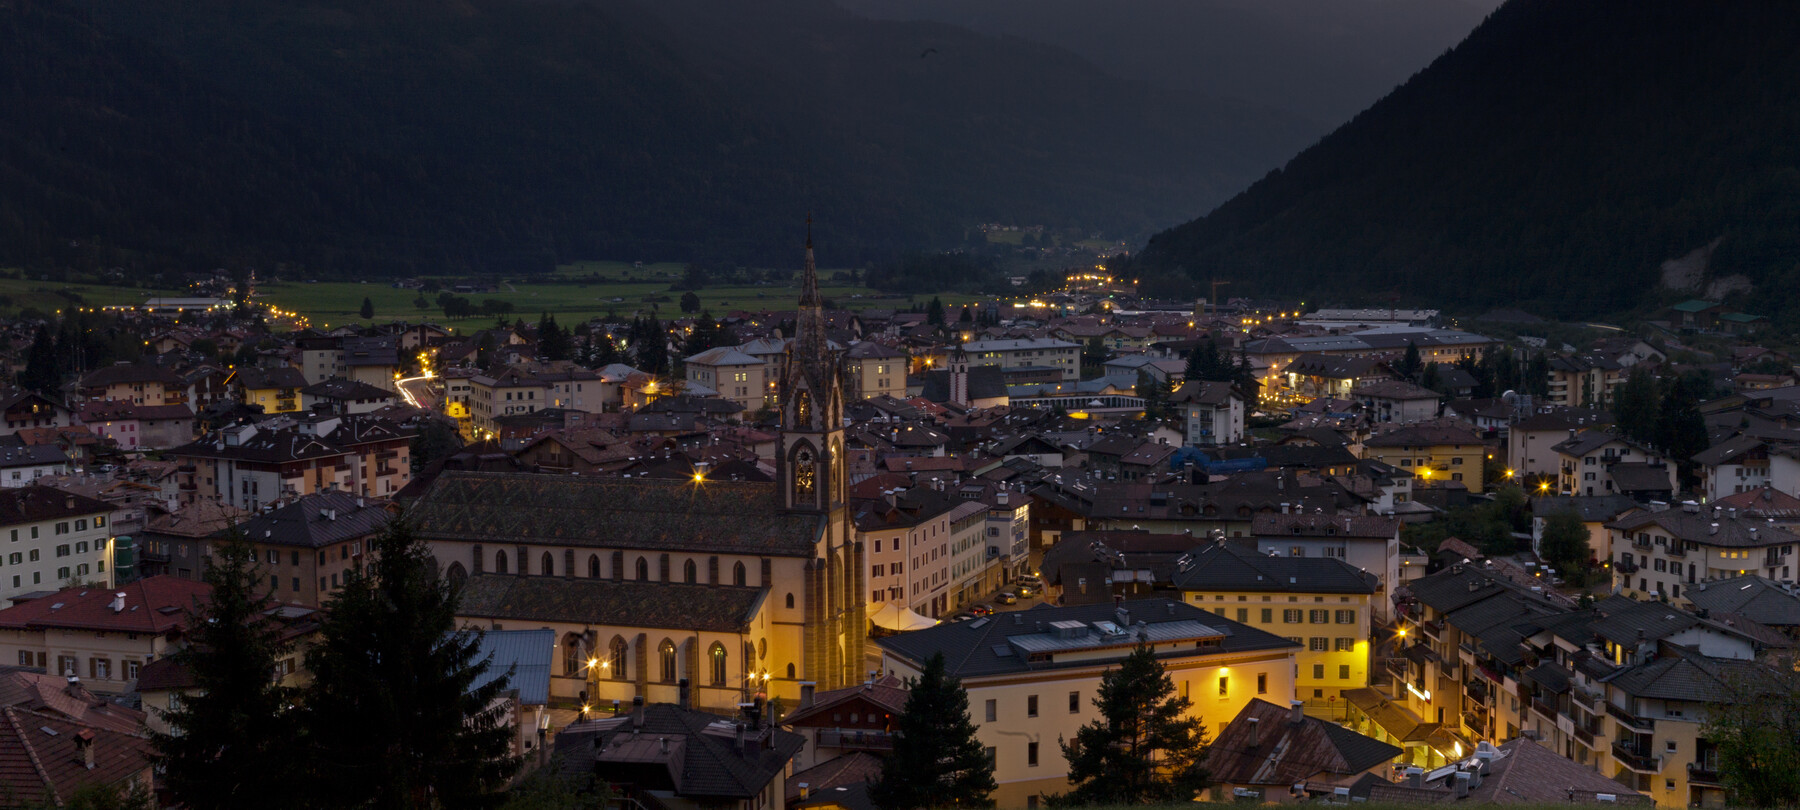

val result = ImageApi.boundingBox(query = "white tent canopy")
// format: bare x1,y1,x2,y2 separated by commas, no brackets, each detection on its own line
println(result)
868,602,938,631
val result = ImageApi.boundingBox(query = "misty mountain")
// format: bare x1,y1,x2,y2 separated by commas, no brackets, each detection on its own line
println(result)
1126,0,1800,322
834,0,1499,131
0,0,1310,277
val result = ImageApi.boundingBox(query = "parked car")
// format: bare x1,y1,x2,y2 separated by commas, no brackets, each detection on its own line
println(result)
971,604,994,617
995,591,1018,605
950,612,974,622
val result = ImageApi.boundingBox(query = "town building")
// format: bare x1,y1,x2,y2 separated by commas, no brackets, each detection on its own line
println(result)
1363,424,1487,494
959,338,1080,382
1606,505,1800,600
0,487,117,604
0,576,210,694
1173,541,1379,704
875,597,1299,807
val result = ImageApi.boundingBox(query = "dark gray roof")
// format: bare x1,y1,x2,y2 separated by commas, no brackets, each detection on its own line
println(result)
301,377,397,401
1606,510,1800,549
874,597,1297,679
0,445,69,468
232,366,308,390
554,704,803,799
407,472,821,557
1530,495,1640,521
1170,542,1378,594
920,366,1007,403
0,486,113,525
1684,575,1800,628
225,491,389,548
456,574,767,633
1606,643,1786,703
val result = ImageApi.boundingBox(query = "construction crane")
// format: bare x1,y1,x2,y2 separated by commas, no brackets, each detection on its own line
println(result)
1209,279,1230,317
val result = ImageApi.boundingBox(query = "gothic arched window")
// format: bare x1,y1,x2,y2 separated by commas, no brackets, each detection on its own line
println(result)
794,450,815,501
609,636,628,680
541,552,554,577
660,639,678,683
562,634,583,677
588,554,601,578
733,561,747,587
684,559,698,584
494,551,508,574
636,557,650,581
709,642,728,686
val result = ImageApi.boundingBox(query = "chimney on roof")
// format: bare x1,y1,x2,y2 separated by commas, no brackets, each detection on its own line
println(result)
1453,771,1472,798
108,592,125,613
1403,767,1423,789
799,682,816,710
1290,700,1304,725
1246,716,1261,748
799,783,811,801
74,728,96,770
1116,606,1130,627
735,721,747,753
631,696,645,729
678,678,692,710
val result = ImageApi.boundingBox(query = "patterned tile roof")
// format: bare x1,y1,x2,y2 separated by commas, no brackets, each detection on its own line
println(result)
456,574,767,633
407,472,821,556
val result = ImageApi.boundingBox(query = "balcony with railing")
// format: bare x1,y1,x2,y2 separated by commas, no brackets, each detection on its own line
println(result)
1612,741,1662,774
1421,620,1443,642
816,729,895,751
1687,761,1722,787
1616,559,1640,574
1606,702,1655,734
1530,696,1558,723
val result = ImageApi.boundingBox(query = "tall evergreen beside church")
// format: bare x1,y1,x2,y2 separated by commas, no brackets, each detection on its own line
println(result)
778,225,868,689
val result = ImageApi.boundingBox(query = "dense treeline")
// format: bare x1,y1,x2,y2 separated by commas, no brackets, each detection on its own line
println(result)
0,0,1307,278
1127,0,1800,323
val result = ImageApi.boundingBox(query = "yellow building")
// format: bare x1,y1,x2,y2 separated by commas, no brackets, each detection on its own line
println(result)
876,597,1299,809
230,365,309,414
0,576,212,695
1172,541,1378,706
1363,424,1487,493
845,342,907,401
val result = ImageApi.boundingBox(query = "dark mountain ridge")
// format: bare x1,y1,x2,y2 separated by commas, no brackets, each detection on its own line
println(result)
0,0,1310,277
1127,0,1800,322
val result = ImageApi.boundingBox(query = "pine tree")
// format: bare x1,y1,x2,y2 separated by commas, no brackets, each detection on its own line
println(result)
927,297,946,325
298,520,519,808
1398,341,1423,380
360,296,375,320
537,313,572,362
871,653,995,810
19,323,59,393
1056,644,1211,806
1612,366,1660,446
152,532,301,810
1138,370,1171,420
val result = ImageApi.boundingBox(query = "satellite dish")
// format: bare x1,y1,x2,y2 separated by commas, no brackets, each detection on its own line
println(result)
1501,390,1518,405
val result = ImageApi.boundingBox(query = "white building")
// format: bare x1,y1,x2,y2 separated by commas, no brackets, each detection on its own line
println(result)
961,338,1081,382
0,487,118,603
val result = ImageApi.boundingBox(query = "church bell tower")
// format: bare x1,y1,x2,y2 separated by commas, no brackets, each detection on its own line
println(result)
777,220,864,690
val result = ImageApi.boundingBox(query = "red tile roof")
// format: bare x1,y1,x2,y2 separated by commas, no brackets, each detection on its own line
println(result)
0,706,155,806
0,576,210,635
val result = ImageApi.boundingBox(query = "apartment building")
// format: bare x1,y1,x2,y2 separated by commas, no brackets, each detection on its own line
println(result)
845,342,906,402
1251,513,1401,620
469,368,548,438
1363,424,1487,494
1395,563,1787,808
685,347,767,413
1173,541,1378,704
876,598,1299,808
945,500,993,611
0,576,210,694
1553,429,1677,498
0,487,117,604
1171,380,1246,446
960,338,1080,382
1606,505,1800,601
852,489,962,618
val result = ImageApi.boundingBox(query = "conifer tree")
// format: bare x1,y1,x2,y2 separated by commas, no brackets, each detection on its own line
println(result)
299,520,518,808
871,653,995,810
1056,644,1211,806
1398,341,1423,380
152,532,300,810
360,296,376,320
19,323,59,393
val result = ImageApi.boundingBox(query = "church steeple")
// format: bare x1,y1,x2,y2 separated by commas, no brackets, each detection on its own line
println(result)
795,216,827,368
778,219,846,515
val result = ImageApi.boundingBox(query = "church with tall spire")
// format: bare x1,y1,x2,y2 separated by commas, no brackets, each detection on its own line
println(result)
776,220,866,690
